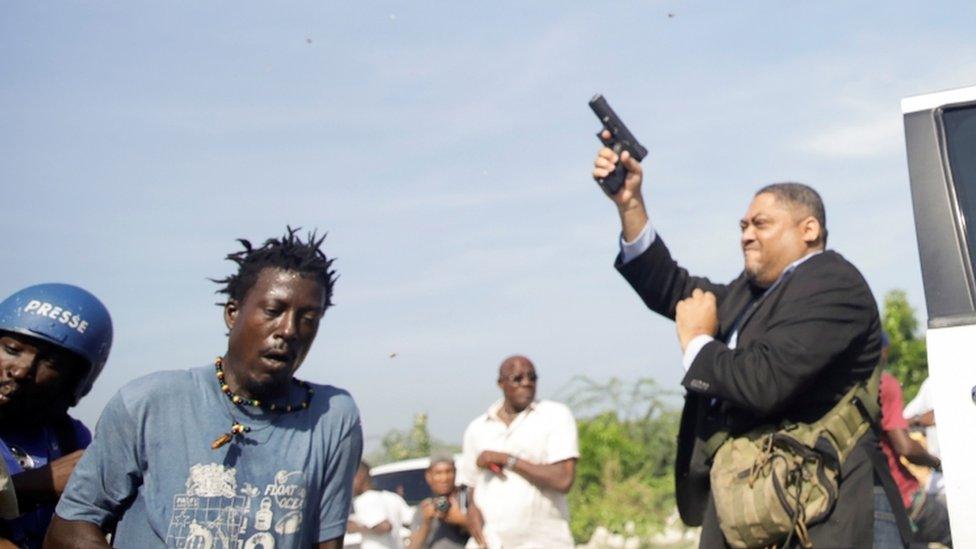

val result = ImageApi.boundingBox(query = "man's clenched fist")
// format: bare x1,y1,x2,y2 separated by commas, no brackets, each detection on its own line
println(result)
675,289,718,351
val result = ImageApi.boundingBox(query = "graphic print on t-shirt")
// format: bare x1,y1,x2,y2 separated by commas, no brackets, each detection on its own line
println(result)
164,463,307,549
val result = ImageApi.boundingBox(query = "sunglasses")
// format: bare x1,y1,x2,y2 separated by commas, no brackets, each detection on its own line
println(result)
502,373,538,385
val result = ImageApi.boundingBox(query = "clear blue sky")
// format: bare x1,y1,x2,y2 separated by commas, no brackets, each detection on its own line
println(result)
2,2,973,450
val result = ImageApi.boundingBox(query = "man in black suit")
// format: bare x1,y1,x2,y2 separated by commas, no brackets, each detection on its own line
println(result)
592,136,883,547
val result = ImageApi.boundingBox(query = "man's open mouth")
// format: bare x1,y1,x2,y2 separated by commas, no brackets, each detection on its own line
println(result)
261,350,294,367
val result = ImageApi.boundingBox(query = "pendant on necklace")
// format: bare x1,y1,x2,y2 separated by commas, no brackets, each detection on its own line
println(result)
211,422,250,450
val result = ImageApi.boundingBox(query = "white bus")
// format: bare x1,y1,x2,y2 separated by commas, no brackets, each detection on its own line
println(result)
902,84,976,544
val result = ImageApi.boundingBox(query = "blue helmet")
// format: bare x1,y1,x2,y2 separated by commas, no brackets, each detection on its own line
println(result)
0,283,113,404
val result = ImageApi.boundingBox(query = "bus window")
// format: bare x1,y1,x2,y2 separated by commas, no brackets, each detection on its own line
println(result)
943,106,976,276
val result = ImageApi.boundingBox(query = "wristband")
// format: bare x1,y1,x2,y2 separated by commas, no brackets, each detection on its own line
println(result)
505,454,518,469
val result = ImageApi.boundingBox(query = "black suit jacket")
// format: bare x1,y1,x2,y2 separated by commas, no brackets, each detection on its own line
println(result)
617,236,882,547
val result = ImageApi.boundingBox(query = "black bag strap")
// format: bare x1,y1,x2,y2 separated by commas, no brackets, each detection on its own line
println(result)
853,398,912,548
866,444,913,548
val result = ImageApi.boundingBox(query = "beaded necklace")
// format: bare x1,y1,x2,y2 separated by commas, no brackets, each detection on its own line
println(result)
211,356,314,450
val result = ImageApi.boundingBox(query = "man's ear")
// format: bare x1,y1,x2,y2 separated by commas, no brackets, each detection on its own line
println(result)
224,299,240,331
800,216,822,246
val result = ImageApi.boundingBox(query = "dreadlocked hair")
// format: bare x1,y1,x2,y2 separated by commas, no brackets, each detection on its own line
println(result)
212,226,337,308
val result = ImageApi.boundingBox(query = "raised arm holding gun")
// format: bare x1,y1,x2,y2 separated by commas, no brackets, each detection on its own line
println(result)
589,94,648,196
591,103,894,547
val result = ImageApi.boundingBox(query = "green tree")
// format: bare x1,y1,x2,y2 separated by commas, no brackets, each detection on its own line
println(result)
558,376,681,542
368,412,459,465
882,290,928,402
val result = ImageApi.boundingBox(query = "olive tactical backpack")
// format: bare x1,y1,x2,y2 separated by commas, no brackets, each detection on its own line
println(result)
706,366,882,548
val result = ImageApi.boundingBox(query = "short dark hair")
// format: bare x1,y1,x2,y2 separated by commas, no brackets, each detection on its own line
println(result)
428,453,456,470
755,182,828,246
213,226,338,307
357,461,372,482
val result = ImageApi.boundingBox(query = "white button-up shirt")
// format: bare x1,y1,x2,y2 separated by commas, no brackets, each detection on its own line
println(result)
459,400,579,548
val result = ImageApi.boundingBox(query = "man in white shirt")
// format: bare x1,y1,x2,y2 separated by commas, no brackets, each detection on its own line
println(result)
459,355,579,548
903,378,945,495
348,462,413,549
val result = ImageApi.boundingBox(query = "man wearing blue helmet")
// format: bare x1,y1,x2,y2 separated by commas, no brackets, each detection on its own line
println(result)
0,283,112,548
48,228,362,549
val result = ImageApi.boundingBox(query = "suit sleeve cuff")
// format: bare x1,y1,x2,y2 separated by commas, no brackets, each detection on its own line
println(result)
682,335,714,371
619,221,657,264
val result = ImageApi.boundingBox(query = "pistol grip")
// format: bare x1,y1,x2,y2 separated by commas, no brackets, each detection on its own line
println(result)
597,163,627,195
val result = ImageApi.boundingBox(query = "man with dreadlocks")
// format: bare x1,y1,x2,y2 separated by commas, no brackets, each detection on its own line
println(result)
46,228,363,549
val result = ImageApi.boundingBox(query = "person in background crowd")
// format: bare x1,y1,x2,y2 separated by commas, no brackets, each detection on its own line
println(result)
408,454,470,549
0,284,112,549
903,376,944,498
460,355,578,548
875,335,952,548
47,228,362,548
348,461,413,549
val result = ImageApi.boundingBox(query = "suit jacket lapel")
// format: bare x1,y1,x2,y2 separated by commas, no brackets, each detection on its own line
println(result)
717,277,764,343
734,290,767,336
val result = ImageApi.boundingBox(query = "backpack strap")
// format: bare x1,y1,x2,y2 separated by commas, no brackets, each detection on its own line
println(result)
812,363,883,464
703,429,729,460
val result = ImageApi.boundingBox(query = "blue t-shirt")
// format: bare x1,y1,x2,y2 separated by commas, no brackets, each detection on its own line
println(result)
0,417,91,549
56,366,363,548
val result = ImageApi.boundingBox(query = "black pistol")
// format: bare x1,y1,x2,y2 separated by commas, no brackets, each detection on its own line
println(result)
589,94,648,194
